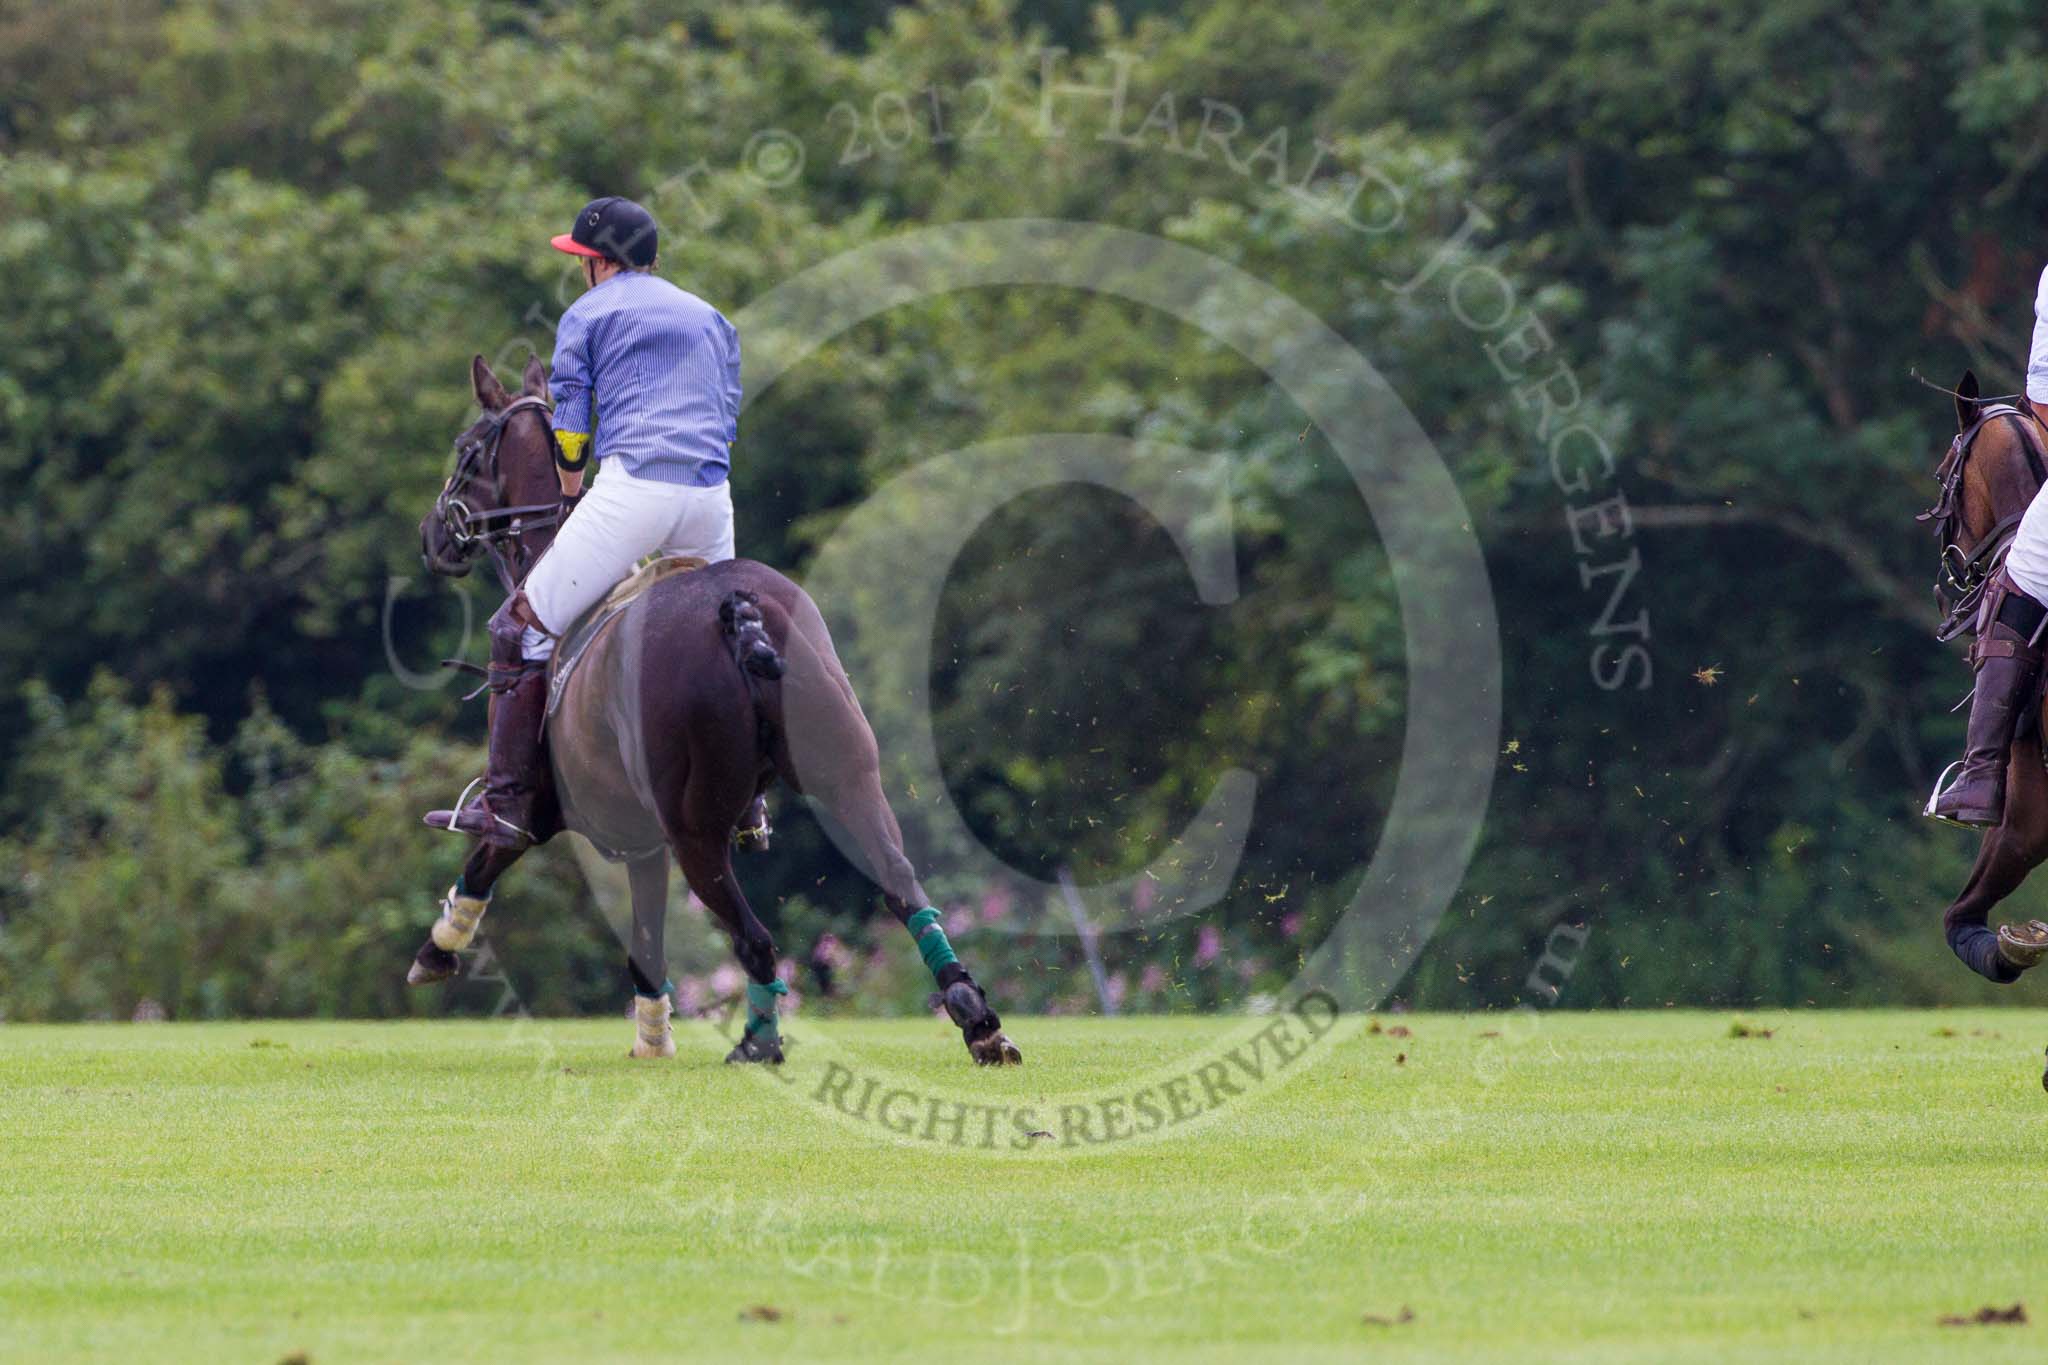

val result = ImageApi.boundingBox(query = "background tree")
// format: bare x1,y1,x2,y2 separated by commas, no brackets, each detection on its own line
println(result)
4,0,2044,1017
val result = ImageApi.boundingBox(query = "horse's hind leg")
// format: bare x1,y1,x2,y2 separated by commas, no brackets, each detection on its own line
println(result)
1942,742,2048,984
735,788,772,853
816,772,1022,1066
626,852,675,1059
406,841,525,986
673,832,787,1064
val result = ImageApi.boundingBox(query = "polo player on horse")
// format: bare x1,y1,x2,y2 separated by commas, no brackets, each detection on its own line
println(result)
424,196,765,850
1926,264,2048,829
405,202,1023,1066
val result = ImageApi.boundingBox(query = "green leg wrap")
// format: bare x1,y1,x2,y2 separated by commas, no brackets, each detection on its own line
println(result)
744,978,788,1039
905,907,960,980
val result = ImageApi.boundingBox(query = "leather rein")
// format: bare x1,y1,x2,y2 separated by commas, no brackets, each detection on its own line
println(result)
433,393,563,593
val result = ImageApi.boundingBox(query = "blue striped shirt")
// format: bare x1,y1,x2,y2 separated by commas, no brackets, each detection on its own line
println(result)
549,271,740,487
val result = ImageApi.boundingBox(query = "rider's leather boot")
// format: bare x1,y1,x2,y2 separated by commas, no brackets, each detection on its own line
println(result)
425,596,550,848
1929,624,2042,827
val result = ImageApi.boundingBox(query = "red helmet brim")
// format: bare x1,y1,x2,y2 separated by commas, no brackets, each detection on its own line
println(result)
550,233,607,259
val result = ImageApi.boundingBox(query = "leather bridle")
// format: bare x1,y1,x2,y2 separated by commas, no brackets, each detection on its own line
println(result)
432,393,563,591
1920,402,2048,642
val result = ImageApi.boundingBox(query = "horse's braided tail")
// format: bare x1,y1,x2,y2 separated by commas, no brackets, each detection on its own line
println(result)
719,590,786,680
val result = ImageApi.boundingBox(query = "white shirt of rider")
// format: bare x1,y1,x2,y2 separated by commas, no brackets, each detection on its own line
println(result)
2001,266,2048,601
2032,264,2048,406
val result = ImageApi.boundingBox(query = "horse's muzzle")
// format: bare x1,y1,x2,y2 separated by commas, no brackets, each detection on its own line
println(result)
419,513,474,578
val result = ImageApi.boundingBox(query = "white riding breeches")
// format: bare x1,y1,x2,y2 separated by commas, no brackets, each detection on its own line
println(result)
1982,265,2048,604
520,465,736,659
2006,485,2048,606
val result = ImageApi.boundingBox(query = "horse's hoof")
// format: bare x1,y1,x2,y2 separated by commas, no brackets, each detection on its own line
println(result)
1998,920,2048,971
626,1035,675,1064
725,1034,784,1065
406,945,460,985
940,980,1020,1065
969,1031,1023,1067
630,996,675,1059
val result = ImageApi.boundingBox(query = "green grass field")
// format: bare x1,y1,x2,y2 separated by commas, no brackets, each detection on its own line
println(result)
4,1010,2047,1363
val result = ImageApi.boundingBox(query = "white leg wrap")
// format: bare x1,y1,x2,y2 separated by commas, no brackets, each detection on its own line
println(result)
430,886,490,952
631,993,675,1059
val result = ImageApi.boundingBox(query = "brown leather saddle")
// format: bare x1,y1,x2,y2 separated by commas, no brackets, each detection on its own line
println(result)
545,554,708,719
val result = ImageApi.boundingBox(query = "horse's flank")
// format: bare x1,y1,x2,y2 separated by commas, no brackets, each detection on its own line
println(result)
548,558,789,862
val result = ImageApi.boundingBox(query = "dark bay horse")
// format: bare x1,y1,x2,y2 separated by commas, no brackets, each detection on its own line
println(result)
1922,371,2048,1005
410,354,1022,1066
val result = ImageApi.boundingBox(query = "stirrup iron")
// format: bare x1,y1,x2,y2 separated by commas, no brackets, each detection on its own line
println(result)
423,774,534,843
1923,760,1970,825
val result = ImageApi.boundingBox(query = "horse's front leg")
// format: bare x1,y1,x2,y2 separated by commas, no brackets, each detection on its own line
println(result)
626,852,676,1058
406,841,524,985
1942,734,2048,984
1937,747,2048,1092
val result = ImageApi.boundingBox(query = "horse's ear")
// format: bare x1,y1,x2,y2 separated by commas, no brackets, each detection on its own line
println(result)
521,351,549,403
472,354,510,412
1956,369,1982,430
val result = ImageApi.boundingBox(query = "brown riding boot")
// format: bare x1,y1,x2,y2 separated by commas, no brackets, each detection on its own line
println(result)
425,594,552,848
424,669,549,847
1928,628,2041,827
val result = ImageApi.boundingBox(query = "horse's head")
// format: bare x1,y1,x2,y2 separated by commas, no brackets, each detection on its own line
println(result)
1924,369,2048,632
419,354,562,581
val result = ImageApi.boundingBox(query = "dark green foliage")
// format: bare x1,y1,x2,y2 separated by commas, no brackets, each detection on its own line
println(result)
3,0,2044,1016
